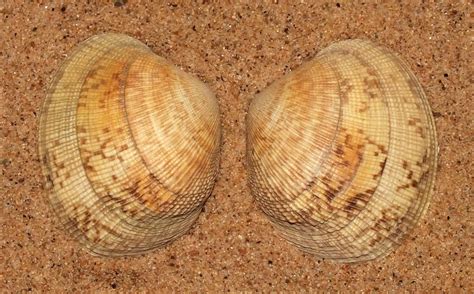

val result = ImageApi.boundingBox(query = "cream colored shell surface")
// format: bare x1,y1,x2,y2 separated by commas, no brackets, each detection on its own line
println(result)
246,39,438,263
38,34,221,256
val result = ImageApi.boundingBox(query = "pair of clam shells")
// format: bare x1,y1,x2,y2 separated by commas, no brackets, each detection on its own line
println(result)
39,34,437,262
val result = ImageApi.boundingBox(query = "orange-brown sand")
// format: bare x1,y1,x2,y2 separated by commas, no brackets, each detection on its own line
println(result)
1,1,472,292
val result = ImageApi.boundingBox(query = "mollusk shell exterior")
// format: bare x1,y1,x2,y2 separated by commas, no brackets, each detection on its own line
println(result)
39,34,221,256
246,40,437,262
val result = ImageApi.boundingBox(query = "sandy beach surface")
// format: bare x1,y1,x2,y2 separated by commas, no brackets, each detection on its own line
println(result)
1,1,472,292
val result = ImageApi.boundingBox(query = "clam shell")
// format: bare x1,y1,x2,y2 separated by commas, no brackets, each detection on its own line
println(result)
246,39,438,262
38,34,221,256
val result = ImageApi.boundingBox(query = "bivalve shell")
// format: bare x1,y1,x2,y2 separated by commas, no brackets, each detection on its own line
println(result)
39,33,221,256
246,39,438,262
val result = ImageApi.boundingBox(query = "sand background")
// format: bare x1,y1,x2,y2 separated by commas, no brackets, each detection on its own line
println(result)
1,0,472,292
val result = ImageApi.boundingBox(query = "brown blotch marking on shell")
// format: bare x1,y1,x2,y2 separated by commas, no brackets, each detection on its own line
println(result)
402,160,409,169
82,210,94,231
118,144,129,152
318,130,366,206
357,150,363,161
53,160,65,169
408,117,426,139
90,83,101,90
104,192,116,202
342,159,351,167
123,180,154,208
402,159,416,180
121,204,141,218
344,133,352,145
111,72,121,80
358,101,369,113
105,192,133,214
105,155,116,161
82,154,92,166
396,177,423,192
99,76,109,84
365,188,376,196
415,152,430,167
396,182,413,192
357,57,382,101
416,127,426,139
101,192,119,207
103,127,110,133
366,138,388,155
77,126,87,134
372,158,387,180
93,150,103,157
418,170,430,186
335,144,345,156
86,68,98,78
100,137,113,150
369,235,383,247
339,78,353,104
365,67,377,79
344,193,363,211
297,203,327,226
371,208,402,236
324,185,339,202
369,207,407,247
125,181,140,198
344,188,374,212
84,164,96,173
408,117,422,126
361,79,378,100
102,87,112,96
338,131,362,153
92,221,120,244
363,69,379,88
